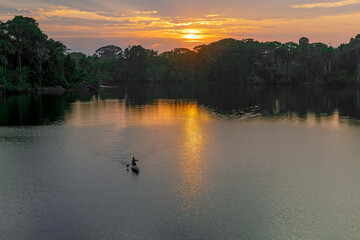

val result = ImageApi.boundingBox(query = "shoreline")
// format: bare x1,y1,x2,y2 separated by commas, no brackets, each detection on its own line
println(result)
1,81,359,96
0,82,98,95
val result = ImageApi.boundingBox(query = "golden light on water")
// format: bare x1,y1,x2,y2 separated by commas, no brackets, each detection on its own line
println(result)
66,96,349,218
66,98,212,211
304,110,340,129
175,103,210,211
67,97,346,132
67,99,212,210
66,98,211,131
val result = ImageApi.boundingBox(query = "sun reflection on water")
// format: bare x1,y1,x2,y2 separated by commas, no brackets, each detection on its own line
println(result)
66,98,212,212
175,103,210,212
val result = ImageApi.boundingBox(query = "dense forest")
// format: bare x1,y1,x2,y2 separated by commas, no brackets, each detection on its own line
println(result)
3,16,360,92
0,16,97,92
97,36,360,85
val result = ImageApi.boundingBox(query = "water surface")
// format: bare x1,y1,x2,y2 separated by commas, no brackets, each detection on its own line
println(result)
1,85,360,239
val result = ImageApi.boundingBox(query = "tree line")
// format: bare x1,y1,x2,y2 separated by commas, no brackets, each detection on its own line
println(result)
2,16,360,92
0,16,97,92
95,36,360,85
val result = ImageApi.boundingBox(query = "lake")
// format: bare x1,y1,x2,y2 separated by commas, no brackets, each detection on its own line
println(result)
1,84,360,239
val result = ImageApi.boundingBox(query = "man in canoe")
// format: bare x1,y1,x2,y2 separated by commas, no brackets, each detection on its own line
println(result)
131,157,138,166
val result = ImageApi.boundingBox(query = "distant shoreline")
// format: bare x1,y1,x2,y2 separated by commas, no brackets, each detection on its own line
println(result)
2,80,359,96
0,82,97,95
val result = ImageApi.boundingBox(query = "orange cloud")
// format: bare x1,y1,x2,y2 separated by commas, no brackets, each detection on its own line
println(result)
132,10,158,14
293,0,360,8
151,43,163,49
2,5,360,51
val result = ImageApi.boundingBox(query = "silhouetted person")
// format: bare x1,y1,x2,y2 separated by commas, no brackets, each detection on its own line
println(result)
132,157,138,166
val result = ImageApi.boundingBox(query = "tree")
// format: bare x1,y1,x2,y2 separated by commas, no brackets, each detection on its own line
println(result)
161,48,195,81
299,37,310,82
5,16,44,75
0,21,15,72
94,45,122,59
123,45,159,81
35,40,50,87
349,34,360,83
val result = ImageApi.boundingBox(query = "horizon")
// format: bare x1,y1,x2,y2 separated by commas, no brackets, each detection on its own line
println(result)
1,1,360,54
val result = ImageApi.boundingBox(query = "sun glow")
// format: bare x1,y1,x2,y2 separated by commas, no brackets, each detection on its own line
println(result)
181,29,206,42
5,5,360,52
185,33,198,39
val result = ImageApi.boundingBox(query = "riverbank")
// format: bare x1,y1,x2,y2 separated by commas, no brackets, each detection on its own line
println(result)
0,82,98,95
1,79,358,96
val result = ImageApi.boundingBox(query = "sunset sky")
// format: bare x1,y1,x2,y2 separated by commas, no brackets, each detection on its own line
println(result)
1,0,360,54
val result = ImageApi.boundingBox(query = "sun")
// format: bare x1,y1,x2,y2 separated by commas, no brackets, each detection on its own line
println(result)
181,29,206,42
185,33,198,40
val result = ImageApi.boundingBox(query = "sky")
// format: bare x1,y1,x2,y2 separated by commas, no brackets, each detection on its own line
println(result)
1,0,360,54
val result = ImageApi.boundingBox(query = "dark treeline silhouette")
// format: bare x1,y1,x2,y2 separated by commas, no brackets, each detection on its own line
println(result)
96,36,360,85
0,16,97,92
3,16,360,91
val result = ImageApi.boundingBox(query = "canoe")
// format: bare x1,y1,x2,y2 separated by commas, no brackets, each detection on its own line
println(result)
131,165,139,173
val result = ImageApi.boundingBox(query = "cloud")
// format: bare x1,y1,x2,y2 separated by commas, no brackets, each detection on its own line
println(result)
151,43,163,49
2,4,360,53
132,10,157,14
2,5,359,39
293,0,360,9
206,14,219,17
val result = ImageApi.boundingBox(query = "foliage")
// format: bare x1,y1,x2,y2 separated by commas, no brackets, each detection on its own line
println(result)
3,15,360,91
0,16,97,92
94,45,122,59
91,36,360,85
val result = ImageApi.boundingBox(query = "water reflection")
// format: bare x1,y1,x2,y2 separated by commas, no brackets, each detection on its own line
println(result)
125,100,189,127
176,103,210,212
304,110,340,129
3,84,360,239
66,97,212,214
66,98,207,128
66,98,127,127
3,84,360,126
0,92,94,126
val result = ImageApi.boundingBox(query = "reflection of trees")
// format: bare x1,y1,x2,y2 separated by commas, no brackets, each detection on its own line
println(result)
0,92,95,125
104,83,360,120
2,84,360,126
